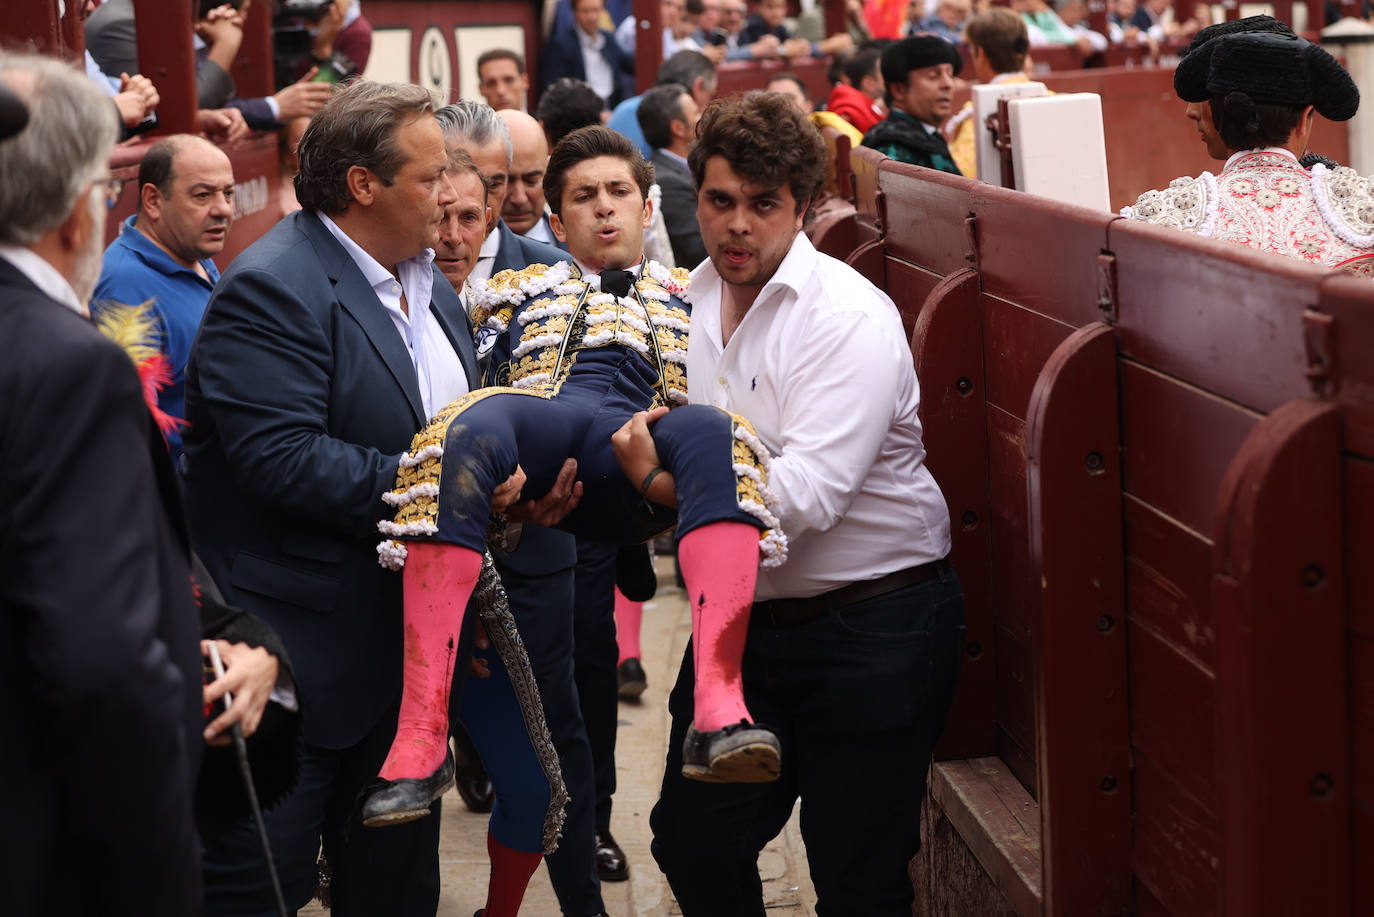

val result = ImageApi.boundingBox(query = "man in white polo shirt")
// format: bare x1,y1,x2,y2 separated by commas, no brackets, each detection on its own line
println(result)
627,90,966,916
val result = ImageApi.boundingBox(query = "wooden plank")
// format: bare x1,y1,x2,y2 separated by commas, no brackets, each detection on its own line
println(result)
910,269,997,761
1133,877,1171,917
1318,274,1374,458
996,624,1036,788
1110,218,1325,415
1129,619,1217,807
1349,457,1374,639
887,258,947,341
851,145,885,225
878,162,977,276
982,294,1077,423
974,183,1117,328
1356,800,1374,917
1211,400,1349,916
1119,360,1260,538
1131,748,1222,917
844,237,886,290
998,724,1039,802
1025,324,1131,916
930,758,1043,917
1123,494,1217,672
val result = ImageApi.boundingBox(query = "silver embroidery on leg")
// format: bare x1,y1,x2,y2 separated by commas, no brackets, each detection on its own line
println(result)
472,553,569,854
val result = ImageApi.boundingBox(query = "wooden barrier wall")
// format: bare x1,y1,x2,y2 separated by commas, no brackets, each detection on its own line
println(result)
818,144,1373,915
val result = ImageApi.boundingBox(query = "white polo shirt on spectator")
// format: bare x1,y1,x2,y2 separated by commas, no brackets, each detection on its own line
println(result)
686,232,952,600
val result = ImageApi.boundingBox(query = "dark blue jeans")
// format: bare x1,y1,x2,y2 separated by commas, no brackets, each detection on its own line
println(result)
650,563,965,917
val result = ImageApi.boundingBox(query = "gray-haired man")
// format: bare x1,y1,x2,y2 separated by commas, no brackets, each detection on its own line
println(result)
0,51,203,915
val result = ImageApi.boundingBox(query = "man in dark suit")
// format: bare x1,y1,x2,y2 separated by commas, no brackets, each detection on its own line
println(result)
639,82,708,269
435,99,616,916
540,0,636,109
0,53,202,916
184,79,489,916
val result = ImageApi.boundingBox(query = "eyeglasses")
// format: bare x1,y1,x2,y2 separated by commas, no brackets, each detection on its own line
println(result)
93,176,126,209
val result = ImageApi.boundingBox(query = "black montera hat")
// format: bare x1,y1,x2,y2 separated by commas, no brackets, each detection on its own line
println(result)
1179,14,1295,58
882,35,964,84
1173,31,1360,122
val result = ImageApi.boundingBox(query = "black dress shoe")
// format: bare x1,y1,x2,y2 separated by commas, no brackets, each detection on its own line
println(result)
594,828,629,882
615,543,657,601
681,721,781,784
360,750,455,827
455,761,494,813
617,657,648,700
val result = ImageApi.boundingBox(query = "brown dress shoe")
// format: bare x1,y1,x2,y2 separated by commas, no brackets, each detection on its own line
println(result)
594,828,629,882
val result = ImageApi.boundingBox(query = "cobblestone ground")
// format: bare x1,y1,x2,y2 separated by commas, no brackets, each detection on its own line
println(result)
302,559,816,917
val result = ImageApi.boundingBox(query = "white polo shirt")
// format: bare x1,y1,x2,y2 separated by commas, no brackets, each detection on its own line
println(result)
686,232,952,600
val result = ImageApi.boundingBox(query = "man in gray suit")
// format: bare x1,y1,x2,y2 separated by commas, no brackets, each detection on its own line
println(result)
638,82,706,269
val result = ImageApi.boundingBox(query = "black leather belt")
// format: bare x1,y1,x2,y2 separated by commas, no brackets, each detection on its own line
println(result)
753,559,947,628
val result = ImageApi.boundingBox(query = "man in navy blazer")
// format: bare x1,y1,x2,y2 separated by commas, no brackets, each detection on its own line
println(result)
540,0,636,108
184,80,483,916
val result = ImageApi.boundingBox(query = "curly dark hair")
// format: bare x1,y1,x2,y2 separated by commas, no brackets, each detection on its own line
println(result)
688,91,826,214
544,125,655,217
535,78,605,146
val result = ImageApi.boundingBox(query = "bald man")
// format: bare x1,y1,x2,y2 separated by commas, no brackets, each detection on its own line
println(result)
497,108,566,250
93,133,235,461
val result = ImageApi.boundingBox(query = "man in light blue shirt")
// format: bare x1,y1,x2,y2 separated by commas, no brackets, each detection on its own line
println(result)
93,134,234,461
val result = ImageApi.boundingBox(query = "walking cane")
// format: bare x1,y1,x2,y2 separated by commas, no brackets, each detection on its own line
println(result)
209,644,289,917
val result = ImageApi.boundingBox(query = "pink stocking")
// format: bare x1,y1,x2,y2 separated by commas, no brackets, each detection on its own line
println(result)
613,587,643,664
377,542,482,782
676,522,759,732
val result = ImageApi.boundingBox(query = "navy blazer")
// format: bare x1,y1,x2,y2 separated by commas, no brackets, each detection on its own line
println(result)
486,221,580,576
651,149,707,269
538,25,636,108
183,210,479,749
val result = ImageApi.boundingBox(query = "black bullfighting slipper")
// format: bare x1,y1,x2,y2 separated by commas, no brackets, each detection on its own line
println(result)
681,720,781,783
615,543,658,601
360,749,455,827
617,657,648,700
595,828,630,882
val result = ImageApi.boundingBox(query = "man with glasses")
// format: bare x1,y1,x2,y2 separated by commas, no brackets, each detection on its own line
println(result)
93,134,235,461
0,52,203,916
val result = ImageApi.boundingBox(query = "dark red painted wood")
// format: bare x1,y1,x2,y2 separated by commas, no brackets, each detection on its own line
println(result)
1211,400,1349,917
631,0,662,96
133,0,197,135
1123,495,1216,671
1118,361,1259,538
1110,219,1327,415
1317,275,1374,458
974,184,1117,328
850,144,885,226
1026,323,1130,916
910,270,996,761
981,295,1076,422
885,259,944,338
1131,748,1221,916
1129,617,1216,807
878,160,976,275
1348,458,1374,640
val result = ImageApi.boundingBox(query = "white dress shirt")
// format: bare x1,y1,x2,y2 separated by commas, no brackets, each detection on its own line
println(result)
318,214,468,420
469,227,503,284
523,214,558,246
686,233,952,600
578,26,616,101
0,244,88,317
